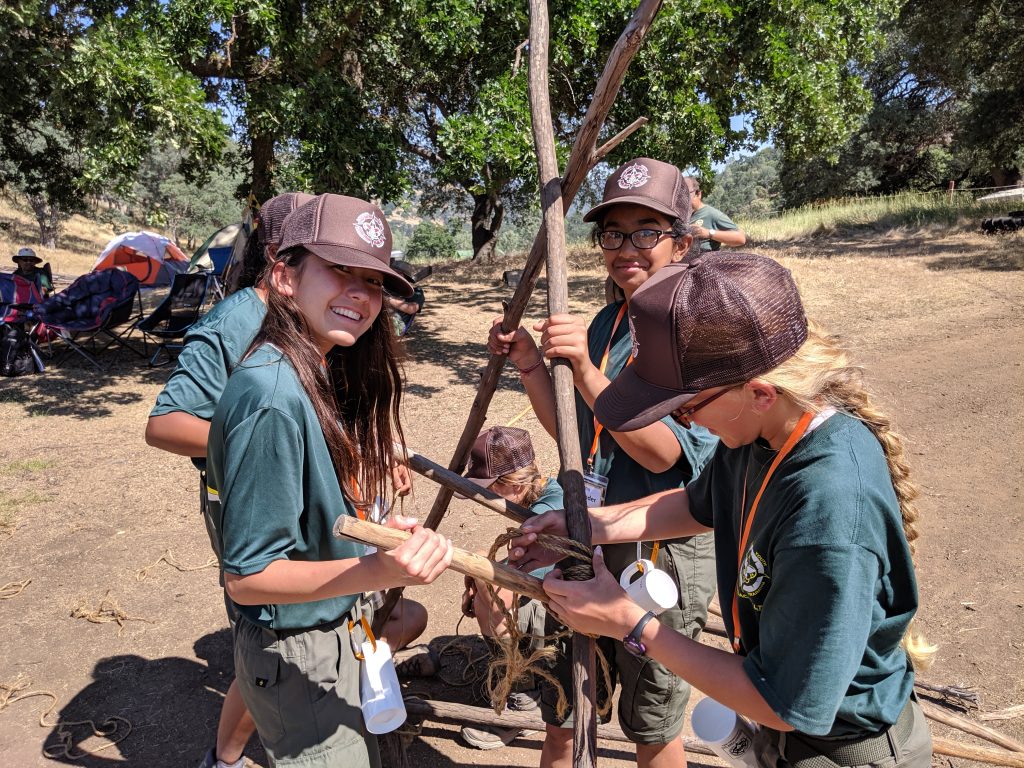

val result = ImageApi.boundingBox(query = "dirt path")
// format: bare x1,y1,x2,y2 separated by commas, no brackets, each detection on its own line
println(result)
1,229,1021,767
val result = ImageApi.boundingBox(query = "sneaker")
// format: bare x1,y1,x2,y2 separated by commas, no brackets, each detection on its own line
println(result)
197,748,245,768
393,644,439,678
459,689,540,750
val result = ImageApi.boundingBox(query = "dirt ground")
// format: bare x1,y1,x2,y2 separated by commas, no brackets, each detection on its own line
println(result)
1,228,1022,767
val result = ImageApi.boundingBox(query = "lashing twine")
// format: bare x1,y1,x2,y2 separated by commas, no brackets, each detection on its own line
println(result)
136,549,218,581
0,675,132,758
71,592,153,635
481,528,614,721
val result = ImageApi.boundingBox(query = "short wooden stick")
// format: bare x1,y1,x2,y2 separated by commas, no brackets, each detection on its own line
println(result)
333,516,545,602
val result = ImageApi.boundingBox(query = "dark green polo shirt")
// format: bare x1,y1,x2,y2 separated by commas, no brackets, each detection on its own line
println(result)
690,203,739,251
208,344,365,630
687,412,918,736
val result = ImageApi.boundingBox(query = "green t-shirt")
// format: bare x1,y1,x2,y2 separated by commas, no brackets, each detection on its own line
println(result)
578,301,717,505
207,344,366,630
151,288,266,471
690,203,739,251
686,412,918,737
151,287,267,422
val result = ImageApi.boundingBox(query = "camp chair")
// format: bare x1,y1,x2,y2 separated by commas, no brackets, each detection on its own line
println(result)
1,273,43,324
28,269,145,369
136,272,211,366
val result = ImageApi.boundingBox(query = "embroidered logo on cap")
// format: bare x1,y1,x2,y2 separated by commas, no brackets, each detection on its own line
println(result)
628,312,640,360
618,163,651,190
354,211,387,248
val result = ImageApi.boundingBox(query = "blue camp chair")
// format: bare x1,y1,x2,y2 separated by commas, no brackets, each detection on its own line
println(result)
28,269,144,369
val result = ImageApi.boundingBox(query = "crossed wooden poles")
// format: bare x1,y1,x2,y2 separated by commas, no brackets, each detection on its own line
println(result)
334,5,1024,767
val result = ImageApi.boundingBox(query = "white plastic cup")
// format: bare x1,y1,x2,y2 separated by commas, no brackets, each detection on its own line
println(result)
618,559,678,615
359,639,407,734
691,697,761,768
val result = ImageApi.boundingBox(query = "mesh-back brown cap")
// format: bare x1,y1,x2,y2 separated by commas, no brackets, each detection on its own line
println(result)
279,194,413,297
583,158,686,223
464,427,536,487
594,253,808,431
258,192,316,247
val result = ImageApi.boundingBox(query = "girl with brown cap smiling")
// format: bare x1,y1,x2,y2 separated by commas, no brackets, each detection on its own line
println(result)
206,194,453,768
488,158,717,768
511,253,933,768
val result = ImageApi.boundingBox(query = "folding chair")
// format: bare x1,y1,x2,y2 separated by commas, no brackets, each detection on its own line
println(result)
136,272,211,366
28,269,145,369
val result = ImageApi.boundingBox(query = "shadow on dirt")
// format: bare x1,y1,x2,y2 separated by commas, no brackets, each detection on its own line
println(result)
0,341,168,420
925,246,1024,272
42,629,263,767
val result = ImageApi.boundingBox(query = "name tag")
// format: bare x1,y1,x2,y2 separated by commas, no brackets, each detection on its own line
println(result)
583,471,609,508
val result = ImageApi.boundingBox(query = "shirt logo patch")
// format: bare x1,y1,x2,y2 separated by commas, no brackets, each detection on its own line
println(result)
354,211,387,249
617,163,651,190
738,547,769,607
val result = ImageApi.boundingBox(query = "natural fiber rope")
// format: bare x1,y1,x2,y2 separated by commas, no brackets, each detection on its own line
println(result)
0,675,132,759
480,528,613,720
0,578,31,599
71,592,153,636
136,550,218,581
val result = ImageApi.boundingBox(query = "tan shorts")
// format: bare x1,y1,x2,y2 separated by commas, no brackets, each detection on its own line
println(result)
233,615,381,768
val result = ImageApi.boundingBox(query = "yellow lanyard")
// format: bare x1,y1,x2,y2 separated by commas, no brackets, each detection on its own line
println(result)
731,411,814,653
587,303,632,471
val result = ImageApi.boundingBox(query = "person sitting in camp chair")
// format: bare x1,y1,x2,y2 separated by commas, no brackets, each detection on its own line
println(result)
12,247,53,298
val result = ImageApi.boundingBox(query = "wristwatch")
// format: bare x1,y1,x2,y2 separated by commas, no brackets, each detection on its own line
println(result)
708,227,718,239
622,610,657,657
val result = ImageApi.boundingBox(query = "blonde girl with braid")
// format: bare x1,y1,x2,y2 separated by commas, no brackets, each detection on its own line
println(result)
512,253,934,768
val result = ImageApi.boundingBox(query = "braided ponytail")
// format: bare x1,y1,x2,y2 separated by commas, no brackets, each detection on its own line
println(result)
761,321,936,668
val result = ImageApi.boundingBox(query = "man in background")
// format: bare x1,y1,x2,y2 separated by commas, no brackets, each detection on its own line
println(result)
684,176,747,251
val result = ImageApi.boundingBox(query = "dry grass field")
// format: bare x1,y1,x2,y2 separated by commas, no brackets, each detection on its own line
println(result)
1,200,1022,766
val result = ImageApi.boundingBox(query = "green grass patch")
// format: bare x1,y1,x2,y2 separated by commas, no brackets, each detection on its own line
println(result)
1,458,56,474
0,490,48,534
741,192,1014,242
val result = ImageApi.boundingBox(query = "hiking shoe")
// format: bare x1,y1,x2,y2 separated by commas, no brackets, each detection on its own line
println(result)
459,689,540,750
393,644,439,678
197,748,245,768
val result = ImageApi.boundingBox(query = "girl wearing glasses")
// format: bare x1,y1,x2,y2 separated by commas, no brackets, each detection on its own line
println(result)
487,158,717,768
513,254,933,768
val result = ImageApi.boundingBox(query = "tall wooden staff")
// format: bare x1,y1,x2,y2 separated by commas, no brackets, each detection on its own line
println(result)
373,0,665,634
525,1,598,765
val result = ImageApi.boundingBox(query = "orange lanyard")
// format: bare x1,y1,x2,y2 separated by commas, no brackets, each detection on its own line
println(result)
587,303,632,471
350,475,367,521
730,411,814,653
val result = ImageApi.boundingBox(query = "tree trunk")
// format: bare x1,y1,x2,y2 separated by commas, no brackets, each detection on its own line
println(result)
27,194,64,249
249,130,276,203
471,192,504,262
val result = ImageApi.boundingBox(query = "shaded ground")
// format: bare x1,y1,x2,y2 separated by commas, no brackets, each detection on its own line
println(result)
1,228,1022,767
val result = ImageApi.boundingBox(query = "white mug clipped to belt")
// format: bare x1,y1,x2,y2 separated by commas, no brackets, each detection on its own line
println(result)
349,617,406,734
691,696,762,768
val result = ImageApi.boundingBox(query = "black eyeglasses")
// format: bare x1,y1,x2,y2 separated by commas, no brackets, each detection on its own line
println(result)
670,385,739,429
597,228,675,251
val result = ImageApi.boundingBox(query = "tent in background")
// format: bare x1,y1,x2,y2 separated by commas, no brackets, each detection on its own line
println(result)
92,232,189,287
188,222,243,273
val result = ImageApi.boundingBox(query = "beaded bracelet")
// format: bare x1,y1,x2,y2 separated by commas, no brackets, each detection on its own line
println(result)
517,358,545,376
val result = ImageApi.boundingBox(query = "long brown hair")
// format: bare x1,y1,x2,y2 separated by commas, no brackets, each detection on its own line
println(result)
251,249,405,512
761,321,935,667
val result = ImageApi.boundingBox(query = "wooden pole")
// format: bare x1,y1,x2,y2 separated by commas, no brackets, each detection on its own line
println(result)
932,738,1024,768
921,700,1024,753
333,516,546,602
402,445,531,525
403,698,718,756
372,0,665,636
526,2,597,767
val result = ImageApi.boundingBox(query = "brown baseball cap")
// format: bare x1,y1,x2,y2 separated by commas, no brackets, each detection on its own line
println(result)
464,427,536,487
583,158,687,223
279,194,413,297
594,253,809,432
258,192,316,247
